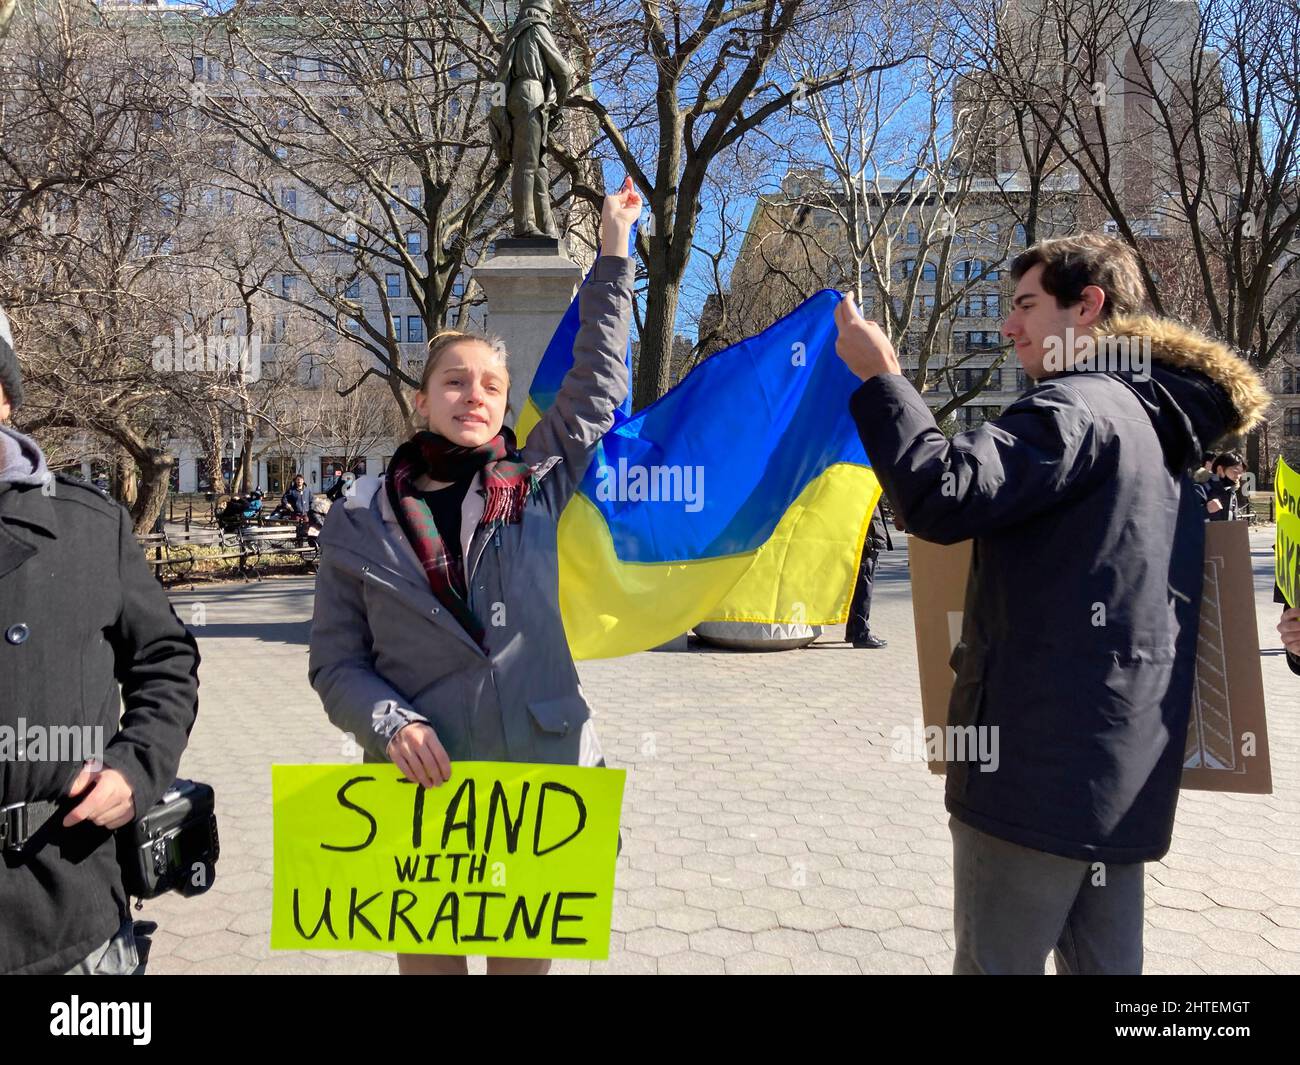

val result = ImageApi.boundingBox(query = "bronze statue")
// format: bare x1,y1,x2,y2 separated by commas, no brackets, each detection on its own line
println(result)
488,0,573,239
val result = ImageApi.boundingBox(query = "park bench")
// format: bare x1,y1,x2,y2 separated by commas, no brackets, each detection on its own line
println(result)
236,523,319,578
135,528,244,583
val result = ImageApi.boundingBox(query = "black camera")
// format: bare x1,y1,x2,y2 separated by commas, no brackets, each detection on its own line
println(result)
116,779,219,900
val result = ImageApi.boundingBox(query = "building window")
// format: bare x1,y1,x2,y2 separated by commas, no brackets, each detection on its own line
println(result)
894,258,917,281
385,274,401,298
955,259,1000,282
281,274,296,298
921,261,937,283
1014,223,1027,244
1282,364,1299,394
954,368,999,393
1016,367,1029,391
344,279,360,300
406,231,422,255
1286,407,1300,435
906,222,920,245
959,293,1000,318
406,316,424,343
408,185,422,207
280,188,298,213
957,331,1002,353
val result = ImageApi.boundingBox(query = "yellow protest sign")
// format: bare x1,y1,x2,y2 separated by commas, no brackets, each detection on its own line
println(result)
1277,456,1300,608
271,762,625,960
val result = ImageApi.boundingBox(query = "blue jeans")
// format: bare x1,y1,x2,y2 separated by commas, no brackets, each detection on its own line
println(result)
950,816,1145,974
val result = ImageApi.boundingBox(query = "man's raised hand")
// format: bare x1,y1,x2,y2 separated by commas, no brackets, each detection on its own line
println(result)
834,292,901,382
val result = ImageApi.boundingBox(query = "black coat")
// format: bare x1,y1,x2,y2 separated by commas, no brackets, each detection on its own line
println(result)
0,474,199,974
281,484,311,515
1196,474,1245,521
851,315,1269,863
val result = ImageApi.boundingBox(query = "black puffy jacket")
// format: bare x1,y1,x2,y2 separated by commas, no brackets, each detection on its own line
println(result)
851,315,1269,862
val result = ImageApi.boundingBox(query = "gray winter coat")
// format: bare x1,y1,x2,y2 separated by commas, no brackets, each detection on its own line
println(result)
308,255,634,768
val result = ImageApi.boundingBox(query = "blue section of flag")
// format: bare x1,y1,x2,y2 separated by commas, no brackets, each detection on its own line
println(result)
577,290,868,563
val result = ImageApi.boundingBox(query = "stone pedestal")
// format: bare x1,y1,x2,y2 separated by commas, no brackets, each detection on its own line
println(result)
693,620,823,651
471,237,583,429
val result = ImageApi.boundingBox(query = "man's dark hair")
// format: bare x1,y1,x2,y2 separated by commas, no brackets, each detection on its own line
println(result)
1010,233,1150,324
1212,451,1245,474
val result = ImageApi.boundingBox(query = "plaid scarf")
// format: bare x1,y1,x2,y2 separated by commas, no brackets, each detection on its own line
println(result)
386,427,539,646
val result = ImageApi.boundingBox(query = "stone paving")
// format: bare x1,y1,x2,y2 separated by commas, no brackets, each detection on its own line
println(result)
139,530,1300,975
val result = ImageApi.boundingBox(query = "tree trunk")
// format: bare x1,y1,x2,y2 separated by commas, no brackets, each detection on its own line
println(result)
635,274,681,409
112,449,138,508
130,450,174,535
205,431,224,496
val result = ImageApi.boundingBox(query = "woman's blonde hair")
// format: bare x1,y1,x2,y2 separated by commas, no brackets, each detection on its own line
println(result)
408,329,512,432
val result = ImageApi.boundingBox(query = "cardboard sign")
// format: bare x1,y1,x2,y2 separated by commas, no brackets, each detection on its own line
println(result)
1277,456,1300,608
908,520,1271,793
271,762,625,959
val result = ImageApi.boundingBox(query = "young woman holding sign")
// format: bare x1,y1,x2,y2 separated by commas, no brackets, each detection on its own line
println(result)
308,179,641,975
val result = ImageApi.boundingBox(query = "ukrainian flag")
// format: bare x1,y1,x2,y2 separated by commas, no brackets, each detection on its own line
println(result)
517,271,880,660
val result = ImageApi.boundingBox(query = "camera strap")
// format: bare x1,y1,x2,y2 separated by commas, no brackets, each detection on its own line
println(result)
0,799,61,852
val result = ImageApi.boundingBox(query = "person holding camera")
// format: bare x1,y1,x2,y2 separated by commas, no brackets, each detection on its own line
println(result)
0,308,200,974
1198,451,1248,521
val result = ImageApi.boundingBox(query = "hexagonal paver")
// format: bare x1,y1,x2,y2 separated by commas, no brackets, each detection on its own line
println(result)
776,906,838,933
689,926,754,958
623,928,689,958
717,905,780,934
724,951,794,974
656,906,718,934
752,928,820,958
878,925,948,957
816,926,884,958
859,949,931,974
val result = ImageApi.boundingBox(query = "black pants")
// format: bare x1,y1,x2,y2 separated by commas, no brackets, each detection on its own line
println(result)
846,540,880,642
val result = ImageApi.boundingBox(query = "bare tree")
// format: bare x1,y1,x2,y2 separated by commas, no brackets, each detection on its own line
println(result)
0,1,222,530
540,0,922,408
961,0,1300,466
170,0,565,420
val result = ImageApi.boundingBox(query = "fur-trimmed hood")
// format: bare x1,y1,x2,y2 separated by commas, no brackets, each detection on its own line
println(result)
1063,313,1273,474
1103,314,1271,435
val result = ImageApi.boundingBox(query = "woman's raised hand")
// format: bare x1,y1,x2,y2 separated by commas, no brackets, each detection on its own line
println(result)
600,176,642,254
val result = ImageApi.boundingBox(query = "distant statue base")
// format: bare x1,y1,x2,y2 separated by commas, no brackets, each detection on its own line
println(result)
494,236,567,256
693,621,823,652
472,238,583,430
